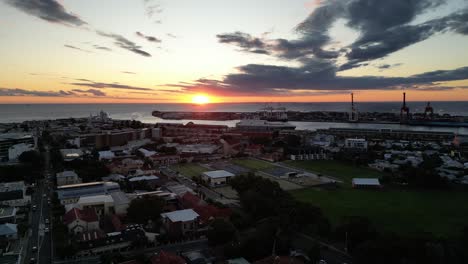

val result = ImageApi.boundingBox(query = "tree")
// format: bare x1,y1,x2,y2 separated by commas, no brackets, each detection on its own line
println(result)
18,150,43,168
126,196,165,225
207,219,237,246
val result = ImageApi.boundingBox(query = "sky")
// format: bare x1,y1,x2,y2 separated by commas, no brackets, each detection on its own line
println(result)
1,0,468,104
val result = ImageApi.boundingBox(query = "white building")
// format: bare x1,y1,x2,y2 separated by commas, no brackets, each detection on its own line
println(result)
344,138,368,150
352,178,381,188
60,149,84,161
98,150,115,160
56,171,81,186
8,143,35,161
202,170,235,187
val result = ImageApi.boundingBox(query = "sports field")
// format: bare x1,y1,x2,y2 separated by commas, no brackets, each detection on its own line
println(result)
292,187,468,238
170,163,209,178
231,158,275,171
284,160,382,186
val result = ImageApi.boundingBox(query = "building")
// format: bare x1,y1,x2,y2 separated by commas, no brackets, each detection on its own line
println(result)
63,207,99,235
0,223,17,240
201,170,235,187
8,143,35,161
0,207,16,224
0,133,35,161
99,150,115,160
75,195,116,216
57,181,121,205
161,209,199,237
56,171,82,186
0,181,31,207
344,138,368,150
352,178,382,188
60,148,84,161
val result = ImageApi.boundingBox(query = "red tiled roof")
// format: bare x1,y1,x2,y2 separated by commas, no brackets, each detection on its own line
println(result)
63,207,99,225
179,192,204,209
151,251,186,264
77,230,105,242
193,204,232,224
111,214,125,232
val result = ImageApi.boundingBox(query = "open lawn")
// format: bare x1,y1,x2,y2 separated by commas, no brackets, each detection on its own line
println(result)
292,188,468,238
170,163,209,178
231,158,275,171
285,160,382,186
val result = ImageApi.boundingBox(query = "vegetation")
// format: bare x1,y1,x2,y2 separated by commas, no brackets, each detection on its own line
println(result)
285,160,382,185
207,219,238,246
292,188,468,238
126,196,165,226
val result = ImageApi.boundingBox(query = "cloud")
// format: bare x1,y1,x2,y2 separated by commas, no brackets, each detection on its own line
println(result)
64,44,91,53
122,71,136,74
376,63,403,70
166,33,178,38
71,89,106,96
97,31,151,57
136,31,162,43
217,32,270,55
69,79,155,91
166,63,468,96
93,44,112,51
5,0,86,26
0,87,78,97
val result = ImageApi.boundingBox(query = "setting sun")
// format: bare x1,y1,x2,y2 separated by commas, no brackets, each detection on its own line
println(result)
191,94,210,104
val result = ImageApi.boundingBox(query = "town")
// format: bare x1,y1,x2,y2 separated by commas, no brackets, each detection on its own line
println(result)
1,110,468,264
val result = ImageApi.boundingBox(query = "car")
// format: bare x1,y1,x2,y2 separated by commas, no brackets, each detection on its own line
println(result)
32,246,37,252
42,194,47,198
30,257,36,263
44,227,49,233
45,218,49,224
32,205,37,211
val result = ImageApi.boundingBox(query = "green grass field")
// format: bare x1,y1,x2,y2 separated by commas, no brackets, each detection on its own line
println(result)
285,160,382,186
231,158,275,171
292,188,468,238
170,163,209,178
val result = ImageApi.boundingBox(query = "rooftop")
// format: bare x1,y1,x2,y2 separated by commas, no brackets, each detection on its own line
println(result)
202,170,235,179
0,223,17,236
77,194,114,204
352,178,381,186
161,209,199,222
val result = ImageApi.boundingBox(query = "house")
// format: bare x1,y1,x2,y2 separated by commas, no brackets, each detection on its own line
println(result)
179,192,231,224
352,178,382,189
60,148,84,161
344,138,368,150
99,150,115,160
161,209,199,237
150,251,187,264
63,207,99,235
56,170,82,186
0,223,17,240
0,207,16,224
201,170,235,187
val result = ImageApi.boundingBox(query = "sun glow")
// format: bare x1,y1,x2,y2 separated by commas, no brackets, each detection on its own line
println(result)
191,94,210,104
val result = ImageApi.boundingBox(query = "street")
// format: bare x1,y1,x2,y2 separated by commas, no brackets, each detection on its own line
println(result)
23,146,53,264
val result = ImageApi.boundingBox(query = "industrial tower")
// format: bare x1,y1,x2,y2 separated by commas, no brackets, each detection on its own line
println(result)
349,93,359,122
400,92,410,123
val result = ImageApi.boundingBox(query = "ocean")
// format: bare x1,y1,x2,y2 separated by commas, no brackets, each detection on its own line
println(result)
1,102,468,134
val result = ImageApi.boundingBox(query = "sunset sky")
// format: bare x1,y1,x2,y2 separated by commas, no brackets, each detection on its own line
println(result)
1,0,468,103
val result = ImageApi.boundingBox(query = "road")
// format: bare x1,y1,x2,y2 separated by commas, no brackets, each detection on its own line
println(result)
23,146,53,264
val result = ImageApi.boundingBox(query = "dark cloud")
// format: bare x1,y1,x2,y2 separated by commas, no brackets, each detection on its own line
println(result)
97,31,151,57
122,71,136,74
5,0,86,26
93,45,112,51
377,63,403,70
64,44,90,53
0,87,77,97
69,79,154,91
166,63,468,96
136,32,162,43
71,89,106,96
217,32,270,55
